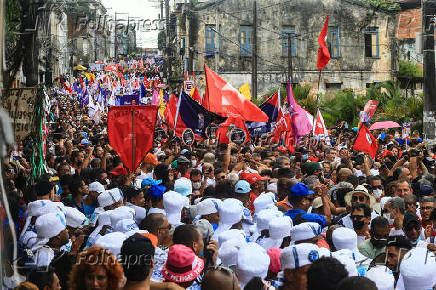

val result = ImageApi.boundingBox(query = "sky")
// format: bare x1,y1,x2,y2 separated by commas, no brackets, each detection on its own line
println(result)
101,0,161,48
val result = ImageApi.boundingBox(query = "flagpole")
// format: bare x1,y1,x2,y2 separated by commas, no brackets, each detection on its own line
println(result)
132,107,135,172
174,90,182,129
312,69,323,134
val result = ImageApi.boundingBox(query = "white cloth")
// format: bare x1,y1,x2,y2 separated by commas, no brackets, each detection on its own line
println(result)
151,246,169,282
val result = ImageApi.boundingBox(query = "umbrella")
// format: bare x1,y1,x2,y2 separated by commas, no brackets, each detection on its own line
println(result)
369,121,401,130
73,65,87,71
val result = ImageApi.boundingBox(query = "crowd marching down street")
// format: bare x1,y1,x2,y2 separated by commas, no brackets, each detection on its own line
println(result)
3,53,436,290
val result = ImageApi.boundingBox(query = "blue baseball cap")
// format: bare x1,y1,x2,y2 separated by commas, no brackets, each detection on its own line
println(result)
235,180,251,194
141,178,162,188
289,183,314,197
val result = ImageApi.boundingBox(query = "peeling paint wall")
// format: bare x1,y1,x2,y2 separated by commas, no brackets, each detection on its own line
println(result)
181,0,397,96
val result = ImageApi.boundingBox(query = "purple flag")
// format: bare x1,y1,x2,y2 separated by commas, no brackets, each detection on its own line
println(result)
286,78,313,137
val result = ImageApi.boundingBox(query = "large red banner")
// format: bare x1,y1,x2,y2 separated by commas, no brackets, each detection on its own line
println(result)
108,105,159,171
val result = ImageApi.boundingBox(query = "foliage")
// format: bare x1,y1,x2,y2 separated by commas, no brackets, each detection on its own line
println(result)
320,90,367,127
360,0,401,12
292,84,311,101
260,79,423,130
399,60,423,79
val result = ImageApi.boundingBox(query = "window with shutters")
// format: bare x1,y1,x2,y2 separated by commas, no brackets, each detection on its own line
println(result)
328,26,340,58
240,25,252,56
364,27,380,58
205,25,215,56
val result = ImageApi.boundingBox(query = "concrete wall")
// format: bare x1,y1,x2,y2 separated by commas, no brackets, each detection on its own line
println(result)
182,0,397,96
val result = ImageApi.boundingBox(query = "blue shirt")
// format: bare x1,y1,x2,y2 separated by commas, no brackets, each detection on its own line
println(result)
284,209,327,228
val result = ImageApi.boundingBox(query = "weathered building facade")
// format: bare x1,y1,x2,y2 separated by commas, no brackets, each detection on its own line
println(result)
173,0,398,96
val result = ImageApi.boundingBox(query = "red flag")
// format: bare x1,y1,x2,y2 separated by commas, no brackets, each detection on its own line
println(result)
353,124,378,159
166,93,178,129
216,113,251,144
317,15,331,70
313,110,328,136
108,105,159,171
191,88,202,104
203,65,268,122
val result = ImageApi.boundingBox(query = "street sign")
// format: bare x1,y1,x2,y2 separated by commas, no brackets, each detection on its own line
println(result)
184,80,194,94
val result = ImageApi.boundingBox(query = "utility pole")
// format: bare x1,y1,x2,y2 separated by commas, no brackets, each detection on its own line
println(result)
215,7,219,72
251,0,257,101
165,0,170,79
422,0,436,144
161,0,164,20
114,13,118,58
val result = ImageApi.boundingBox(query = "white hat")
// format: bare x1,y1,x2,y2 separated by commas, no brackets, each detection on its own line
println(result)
114,219,139,233
95,232,127,257
97,210,112,226
280,243,320,270
332,227,358,251
365,266,395,290
219,239,246,267
380,197,392,210
267,182,277,193
89,181,105,194
174,177,192,196
344,185,376,209
196,198,221,217
255,209,283,232
260,216,293,250
217,198,244,232
64,207,87,228
163,190,189,225
399,247,436,290
20,231,37,248
237,243,270,288
269,216,293,240
20,201,63,239
87,210,113,246
331,250,359,277
98,188,122,208
110,206,135,228
290,222,321,243
27,200,59,217
35,212,66,239
218,229,246,247
126,203,147,224
253,192,276,214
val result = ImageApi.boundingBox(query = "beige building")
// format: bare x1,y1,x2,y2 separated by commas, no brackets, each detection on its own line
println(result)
170,0,398,96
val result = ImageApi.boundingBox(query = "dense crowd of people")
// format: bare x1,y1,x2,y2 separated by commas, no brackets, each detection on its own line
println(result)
2,61,436,290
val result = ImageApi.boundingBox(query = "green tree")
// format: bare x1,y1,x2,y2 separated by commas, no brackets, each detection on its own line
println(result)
398,60,423,78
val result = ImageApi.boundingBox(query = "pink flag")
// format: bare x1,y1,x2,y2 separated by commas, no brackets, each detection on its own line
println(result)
151,89,161,106
286,79,313,137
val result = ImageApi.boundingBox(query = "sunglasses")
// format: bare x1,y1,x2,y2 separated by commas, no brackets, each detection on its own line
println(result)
352,196,367,202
